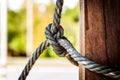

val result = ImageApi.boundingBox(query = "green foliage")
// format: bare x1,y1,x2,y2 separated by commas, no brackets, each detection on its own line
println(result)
61,4,79,46
40,3,79,58
63,4,79,23
9,34,26,56
8,8,26,56
40,46,59,58
8,2,79,57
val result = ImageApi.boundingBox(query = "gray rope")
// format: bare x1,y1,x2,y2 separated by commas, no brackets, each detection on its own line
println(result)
18,40,49,80
47,0,67,57
58,38,120,79
45,23,78,65
18,0,120,80
18,0,64,80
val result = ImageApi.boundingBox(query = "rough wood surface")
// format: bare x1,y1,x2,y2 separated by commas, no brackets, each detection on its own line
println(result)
79,0,120,80
79,0,85,80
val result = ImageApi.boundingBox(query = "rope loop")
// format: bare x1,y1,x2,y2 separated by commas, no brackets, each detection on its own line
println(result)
45,24,78,65
45,23,67,57
18,0,120,79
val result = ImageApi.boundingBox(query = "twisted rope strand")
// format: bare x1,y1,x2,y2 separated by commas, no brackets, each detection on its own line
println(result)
18,0,120,79
52,0,63,29
58,38,120,79
18,40,49,80
18,0,64,80
45,0,67,57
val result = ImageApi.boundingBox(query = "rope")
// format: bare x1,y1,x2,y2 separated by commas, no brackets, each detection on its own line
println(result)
18,0,120,80
58,38,120,79
18,40,49,80
18,0,64,80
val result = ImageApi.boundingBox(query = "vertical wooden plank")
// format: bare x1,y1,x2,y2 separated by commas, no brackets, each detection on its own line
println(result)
79,0,85,80
85,0,109,80
79,0,120,80
104,0,120,69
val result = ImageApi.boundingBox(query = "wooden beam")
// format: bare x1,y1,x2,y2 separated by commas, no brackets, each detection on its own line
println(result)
79,0,120,80
79,0,85,80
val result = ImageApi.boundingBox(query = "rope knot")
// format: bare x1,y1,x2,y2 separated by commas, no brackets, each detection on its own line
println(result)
45,23,67,57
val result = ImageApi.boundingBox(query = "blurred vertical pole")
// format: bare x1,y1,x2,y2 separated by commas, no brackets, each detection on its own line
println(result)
0,0,7,79
26,0,33,56
0,0,7,67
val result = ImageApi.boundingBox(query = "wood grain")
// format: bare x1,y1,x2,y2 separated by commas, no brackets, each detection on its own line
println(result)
79,0,85,80
79,0,120,80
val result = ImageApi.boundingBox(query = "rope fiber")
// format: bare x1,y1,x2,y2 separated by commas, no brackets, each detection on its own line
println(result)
18,0,120,80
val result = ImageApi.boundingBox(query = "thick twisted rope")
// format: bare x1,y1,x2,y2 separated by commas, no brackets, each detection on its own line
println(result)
58,38,120,79
18,40,49,80
45,23,78,66
45,22,120,79
18,0,120,80
18,0,64,80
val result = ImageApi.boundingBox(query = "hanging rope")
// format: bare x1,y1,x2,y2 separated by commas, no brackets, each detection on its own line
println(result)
58,38,120,79
18,0,120,80
18,0,65,80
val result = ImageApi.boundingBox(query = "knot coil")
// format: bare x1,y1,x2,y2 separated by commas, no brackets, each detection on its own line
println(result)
45,23,67,57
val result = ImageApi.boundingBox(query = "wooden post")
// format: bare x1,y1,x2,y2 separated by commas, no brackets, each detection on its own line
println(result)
79,0,120,80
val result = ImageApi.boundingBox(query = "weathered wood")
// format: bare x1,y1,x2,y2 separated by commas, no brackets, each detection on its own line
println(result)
79,0,85,80
79,0,120,80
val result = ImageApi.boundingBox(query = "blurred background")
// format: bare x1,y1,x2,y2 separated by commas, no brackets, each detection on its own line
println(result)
0,0,79,80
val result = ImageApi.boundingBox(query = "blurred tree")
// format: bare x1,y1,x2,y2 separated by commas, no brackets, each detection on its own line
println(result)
7,1,79,58
33,2,79,58
33,1,54,49
33,1,58,58
8,7,26,56
61,4,79,48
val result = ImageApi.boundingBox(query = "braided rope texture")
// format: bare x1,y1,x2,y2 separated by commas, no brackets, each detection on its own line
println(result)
18,0,120,80
18,0,64,80
18,40,49,80
58,38,120,79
